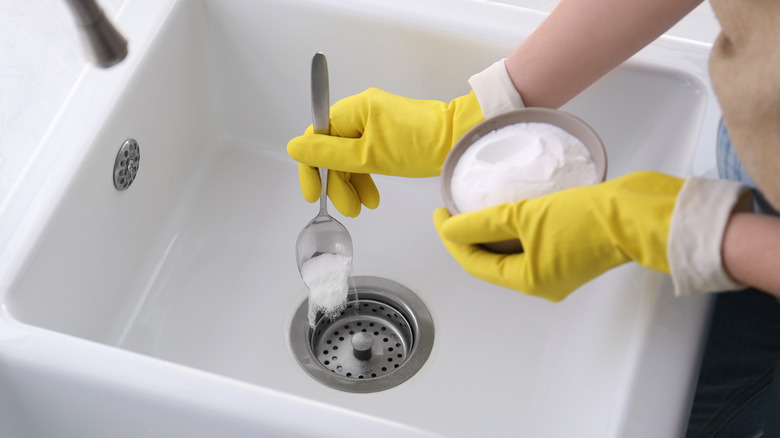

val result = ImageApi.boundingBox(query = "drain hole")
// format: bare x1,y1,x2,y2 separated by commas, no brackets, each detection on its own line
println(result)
290,276,434,393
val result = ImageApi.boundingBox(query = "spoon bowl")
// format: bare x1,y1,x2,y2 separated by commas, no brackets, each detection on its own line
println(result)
295,170,353,273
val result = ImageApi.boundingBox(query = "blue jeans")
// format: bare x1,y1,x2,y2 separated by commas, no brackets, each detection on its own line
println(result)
685,120,780,438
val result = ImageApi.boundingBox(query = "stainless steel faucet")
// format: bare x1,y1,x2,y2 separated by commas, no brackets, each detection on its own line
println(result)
63,0,128,68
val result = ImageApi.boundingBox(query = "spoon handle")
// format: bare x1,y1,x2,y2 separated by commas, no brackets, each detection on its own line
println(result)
311,53,330,135
318,167,328,215
311,52,330,215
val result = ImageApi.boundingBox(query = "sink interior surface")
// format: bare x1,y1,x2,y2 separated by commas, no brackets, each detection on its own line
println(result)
1,0,716,436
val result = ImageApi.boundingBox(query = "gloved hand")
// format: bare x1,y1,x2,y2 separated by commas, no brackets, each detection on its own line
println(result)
287,59,525,217
288,89,484,217
433,171,752,301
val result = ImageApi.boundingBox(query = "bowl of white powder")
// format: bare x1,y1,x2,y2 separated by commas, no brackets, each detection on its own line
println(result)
441,108,607,253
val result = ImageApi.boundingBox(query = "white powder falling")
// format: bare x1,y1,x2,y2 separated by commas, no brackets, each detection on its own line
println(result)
301,253,352,328
451,122,598,212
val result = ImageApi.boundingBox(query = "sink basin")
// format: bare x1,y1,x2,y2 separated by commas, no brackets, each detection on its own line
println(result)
0,0,721,436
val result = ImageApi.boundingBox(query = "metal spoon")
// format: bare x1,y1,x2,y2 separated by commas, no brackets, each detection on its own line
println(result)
295,53,353,273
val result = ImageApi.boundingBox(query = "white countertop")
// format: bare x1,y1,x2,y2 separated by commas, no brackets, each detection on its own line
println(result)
0,0,718,210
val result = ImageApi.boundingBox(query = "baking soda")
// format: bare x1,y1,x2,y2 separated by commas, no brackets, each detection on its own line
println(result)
301,253,352,328
451,122,598,212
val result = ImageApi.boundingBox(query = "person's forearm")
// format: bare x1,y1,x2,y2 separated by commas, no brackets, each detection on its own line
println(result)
722,212,780,297
506,0,703,108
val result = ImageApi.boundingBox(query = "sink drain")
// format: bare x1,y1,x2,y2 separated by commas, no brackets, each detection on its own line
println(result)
290,276,434,393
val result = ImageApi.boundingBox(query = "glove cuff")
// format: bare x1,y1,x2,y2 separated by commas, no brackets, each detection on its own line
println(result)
468,59,525,119
668,177,754,296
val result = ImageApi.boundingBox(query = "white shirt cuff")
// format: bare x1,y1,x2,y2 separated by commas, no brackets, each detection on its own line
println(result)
468,59,525,119
668,177,753,296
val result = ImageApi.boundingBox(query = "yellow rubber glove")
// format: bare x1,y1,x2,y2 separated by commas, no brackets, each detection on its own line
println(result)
287,88,485,217
433,171,683,302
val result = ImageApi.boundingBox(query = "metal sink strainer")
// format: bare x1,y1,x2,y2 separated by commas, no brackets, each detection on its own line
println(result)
290,276,434,393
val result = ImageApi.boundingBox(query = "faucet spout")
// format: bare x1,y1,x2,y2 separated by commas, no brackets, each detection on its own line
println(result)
63,0,128,68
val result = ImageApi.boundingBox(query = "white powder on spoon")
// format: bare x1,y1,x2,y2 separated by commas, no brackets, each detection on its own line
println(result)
451,122,598,212
301,253,352,328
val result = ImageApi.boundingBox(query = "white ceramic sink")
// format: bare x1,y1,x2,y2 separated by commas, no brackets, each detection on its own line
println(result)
0,0,721,436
